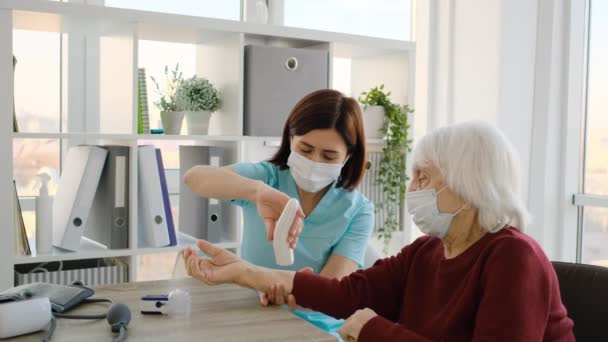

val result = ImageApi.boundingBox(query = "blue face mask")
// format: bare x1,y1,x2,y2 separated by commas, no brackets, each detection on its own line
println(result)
406,186,468,239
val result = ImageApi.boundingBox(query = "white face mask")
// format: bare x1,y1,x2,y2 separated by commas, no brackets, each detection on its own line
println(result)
406,186,468,239
287,151,345,193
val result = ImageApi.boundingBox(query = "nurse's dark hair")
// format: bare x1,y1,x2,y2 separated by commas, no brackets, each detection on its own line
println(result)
268,89,367,191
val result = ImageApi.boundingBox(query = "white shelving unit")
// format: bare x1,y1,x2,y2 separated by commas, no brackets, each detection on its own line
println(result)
0,0,415,290
12,236,241,265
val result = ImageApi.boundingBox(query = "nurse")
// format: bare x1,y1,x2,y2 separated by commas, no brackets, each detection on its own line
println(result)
183,89,374,335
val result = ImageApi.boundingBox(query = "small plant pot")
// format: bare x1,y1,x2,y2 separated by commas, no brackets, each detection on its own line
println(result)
362,105,386,139
160,111,185,135
185,110,213,135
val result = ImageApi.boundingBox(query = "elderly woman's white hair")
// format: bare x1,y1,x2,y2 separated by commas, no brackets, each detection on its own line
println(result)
412,121,530,232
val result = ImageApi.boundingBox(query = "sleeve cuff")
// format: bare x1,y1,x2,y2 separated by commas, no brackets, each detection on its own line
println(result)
292,271,322,308
330,252,363,268
359,315,430,342
358,315,389,342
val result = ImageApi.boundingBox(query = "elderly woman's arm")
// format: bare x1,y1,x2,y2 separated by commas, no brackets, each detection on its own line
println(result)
184,239,420,322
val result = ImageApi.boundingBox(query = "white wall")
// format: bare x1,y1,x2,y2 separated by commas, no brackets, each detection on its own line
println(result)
451,0,501,124
495,0,538,204
416,0,585,260
419,0,536,198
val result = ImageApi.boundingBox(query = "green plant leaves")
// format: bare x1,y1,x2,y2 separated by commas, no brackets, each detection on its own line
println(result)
175,76,221,112
360,86,414,252
150,64,221,112
150,63,183,112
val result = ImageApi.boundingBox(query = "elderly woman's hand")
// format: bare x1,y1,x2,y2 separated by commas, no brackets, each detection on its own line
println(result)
259,267,313,308
182,240,248,286
339,308,378,341
183,240,298,305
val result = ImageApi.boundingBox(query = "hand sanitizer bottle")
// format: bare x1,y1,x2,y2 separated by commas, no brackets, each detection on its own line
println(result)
35,173,53,254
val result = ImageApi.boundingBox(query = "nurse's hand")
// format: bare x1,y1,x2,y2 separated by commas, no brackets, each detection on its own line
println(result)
259,267,313,307
254,183,305,249
183,240,247,286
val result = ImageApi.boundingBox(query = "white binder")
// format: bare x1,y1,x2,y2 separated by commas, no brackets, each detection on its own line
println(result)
86,146,130,249
179,146,226,242
138,146,170,247
52,146,108,251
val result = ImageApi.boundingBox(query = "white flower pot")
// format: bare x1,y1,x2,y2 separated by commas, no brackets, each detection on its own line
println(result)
362,105,385,139
160,111,185,135
185,110,213,135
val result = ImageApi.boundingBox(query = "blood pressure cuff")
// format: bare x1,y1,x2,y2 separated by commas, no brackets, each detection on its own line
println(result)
0,282,94,313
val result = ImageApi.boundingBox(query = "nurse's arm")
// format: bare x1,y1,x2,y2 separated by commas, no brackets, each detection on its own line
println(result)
183,165,261,202
183,166,304,247
320,255,358,280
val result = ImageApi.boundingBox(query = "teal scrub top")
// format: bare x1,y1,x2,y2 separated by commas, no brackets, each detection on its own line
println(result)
228,161,374,335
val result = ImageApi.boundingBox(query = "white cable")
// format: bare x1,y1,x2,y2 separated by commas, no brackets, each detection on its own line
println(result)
113,325,127,342
28,261,63,274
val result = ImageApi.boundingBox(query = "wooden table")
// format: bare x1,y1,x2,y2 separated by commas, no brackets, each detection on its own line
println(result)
11,278,337,341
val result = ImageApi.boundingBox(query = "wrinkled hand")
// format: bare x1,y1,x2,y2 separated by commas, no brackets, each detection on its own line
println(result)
255,184,305,249
259,267,313,309
339,308,378,342
182,240,247,286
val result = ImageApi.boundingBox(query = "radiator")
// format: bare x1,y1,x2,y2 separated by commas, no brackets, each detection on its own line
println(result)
14,258,128,288
358,152,404,232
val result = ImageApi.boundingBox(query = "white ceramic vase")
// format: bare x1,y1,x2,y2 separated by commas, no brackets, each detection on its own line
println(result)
160,111,185,135
362,105,385,139
185,111,213,135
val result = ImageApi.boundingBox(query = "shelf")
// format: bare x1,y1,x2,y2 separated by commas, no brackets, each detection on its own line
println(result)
13,234,241,265
137,232,241,255
13,237,131,265
12,132,385,147
12,132,281,142
5,0,415,53
12,132,135,140
137,134,382,145
137,134,254,142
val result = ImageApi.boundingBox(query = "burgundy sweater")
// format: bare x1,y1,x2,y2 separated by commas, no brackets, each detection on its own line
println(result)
293,227,574,341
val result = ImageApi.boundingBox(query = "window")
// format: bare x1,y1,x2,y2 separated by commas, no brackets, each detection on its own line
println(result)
283,0,412,41
13,30,61,133
580,0,608,267
12,30,62,239
13,139,60,239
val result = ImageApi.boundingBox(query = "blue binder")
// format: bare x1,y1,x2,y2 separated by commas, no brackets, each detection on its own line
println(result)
155,148,177,246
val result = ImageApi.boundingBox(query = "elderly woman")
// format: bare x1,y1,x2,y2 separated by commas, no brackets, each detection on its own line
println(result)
182,121,574,341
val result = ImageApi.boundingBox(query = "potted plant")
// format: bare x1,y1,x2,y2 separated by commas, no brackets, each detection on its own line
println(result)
175,76,221,135
358,85,390,139
150,64,184,135
360,85,414,251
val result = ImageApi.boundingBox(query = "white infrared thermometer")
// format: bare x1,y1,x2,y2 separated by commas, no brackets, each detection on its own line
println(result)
273,198,299,266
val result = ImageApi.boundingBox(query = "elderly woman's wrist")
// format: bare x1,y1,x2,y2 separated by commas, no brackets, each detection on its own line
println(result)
241,266,294,293
237,263,263,289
